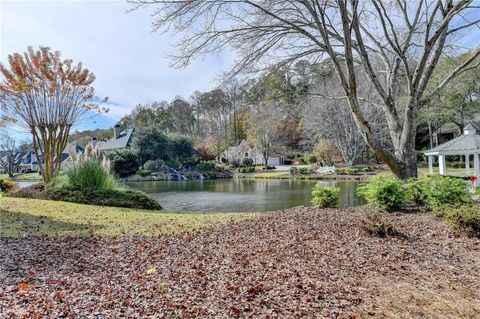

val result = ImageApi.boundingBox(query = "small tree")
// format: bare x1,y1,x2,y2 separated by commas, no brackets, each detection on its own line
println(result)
0,47,105,183
168,134,195,161
132,125,171,165
0,132,19,178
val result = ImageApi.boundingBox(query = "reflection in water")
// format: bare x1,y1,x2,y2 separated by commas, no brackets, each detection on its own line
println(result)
125,179,364,212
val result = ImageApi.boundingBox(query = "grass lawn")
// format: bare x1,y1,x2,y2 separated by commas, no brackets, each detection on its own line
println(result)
418,166,472,177
0,197,256,237
0,172,43,181
246,171,290,178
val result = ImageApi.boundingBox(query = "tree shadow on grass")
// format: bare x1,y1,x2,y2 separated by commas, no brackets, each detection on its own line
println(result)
0,209,103,237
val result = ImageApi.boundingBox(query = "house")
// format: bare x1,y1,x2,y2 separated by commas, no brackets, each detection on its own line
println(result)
17,145,84,173
17,151,37,172
94,125,135,152
220,140,285,166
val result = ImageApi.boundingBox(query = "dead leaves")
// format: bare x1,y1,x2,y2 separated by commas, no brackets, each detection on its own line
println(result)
18,282,34,291
1,207,479,318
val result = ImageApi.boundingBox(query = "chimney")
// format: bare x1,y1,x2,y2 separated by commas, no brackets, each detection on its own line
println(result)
91,137,97,149
113,124,120,139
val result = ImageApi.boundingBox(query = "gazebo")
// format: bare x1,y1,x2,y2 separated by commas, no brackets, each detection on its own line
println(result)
424,124,480,186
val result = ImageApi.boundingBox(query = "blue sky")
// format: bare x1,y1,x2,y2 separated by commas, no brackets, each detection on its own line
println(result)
0,0,233,139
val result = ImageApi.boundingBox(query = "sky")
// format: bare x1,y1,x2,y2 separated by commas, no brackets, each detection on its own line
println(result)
0,0,233,139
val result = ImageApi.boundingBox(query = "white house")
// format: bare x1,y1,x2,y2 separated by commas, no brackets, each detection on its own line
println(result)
220,140,285,166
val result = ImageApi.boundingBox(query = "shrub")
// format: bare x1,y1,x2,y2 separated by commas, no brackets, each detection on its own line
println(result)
358,176,406,211
444,206,480,238
7,184,45,199
311,184,339,208
143,159,167,173
168,134,195,161
303,154,317,164
406,178,428,205
361,167,371,173
360,212,402,238
196,146,216,161
166,159,182,169
242,157,254,167
214,163,229,172
45,187,162,210
1,179,18,192
237,166,254,173
110,151,139,178
299,167,309,175
137,169,151,177
195,161,216,172
66,158,119,191
133,126,171,164
289,167,298,175
423,176,473,211
335,167,359,175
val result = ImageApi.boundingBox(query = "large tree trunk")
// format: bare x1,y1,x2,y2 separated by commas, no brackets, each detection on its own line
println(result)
345,95,418,180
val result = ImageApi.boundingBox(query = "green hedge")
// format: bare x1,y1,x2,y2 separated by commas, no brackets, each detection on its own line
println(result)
311,184,339,208
335,166,371,175
358,176,406,211
444,206,480,238
237,166,255,173
45,187,162,210
422,176,473,211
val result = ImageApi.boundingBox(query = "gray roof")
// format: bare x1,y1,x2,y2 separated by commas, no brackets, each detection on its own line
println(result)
425,133,480,155
97,128,134,151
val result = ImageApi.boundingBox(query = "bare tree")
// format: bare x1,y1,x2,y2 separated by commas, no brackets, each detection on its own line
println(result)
247,102,282,165
0,132,19,178
0,47,105,183
304,63,387,166
130,0,480,179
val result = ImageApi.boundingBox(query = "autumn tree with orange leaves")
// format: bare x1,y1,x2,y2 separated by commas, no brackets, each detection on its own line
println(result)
0,47,106,183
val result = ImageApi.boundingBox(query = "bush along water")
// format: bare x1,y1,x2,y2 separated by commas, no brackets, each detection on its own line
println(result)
65,157,119,191
45,148,162,210
358,176,406,212
311,184,340,208
45,187,162,210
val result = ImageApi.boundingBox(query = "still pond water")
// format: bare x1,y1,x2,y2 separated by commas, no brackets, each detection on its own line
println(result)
126,179,364,212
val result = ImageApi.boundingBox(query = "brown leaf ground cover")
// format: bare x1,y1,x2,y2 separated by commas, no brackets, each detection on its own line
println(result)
1,207,479,318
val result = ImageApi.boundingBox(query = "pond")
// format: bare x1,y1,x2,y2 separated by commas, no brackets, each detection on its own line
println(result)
125,179,364,212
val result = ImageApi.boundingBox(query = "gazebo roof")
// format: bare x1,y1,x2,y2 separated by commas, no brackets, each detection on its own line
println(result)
425,124,480,155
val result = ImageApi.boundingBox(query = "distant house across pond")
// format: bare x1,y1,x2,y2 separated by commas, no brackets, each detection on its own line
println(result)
14,145,84,173
92,124,135,153
220,140,285,166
